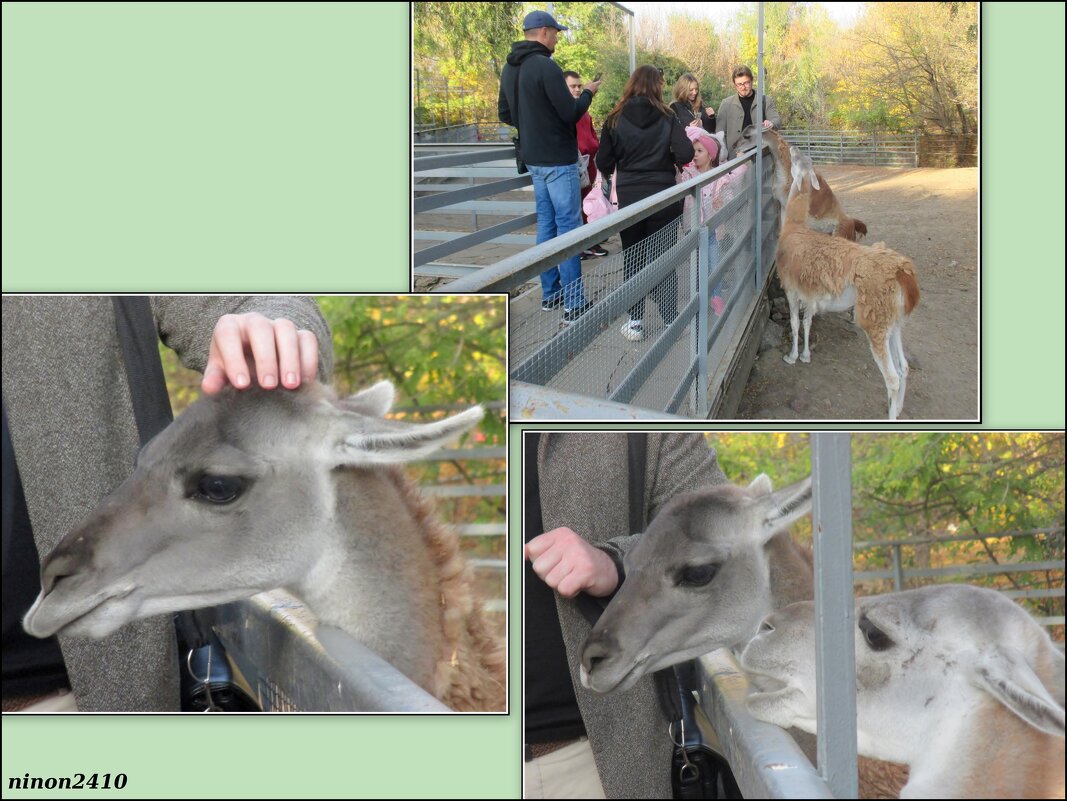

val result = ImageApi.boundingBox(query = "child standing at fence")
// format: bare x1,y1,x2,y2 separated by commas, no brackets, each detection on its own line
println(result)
678,127,729,315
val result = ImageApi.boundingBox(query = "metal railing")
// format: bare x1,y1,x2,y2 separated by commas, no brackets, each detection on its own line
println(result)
414,144,534,276
853,527,1065,629
778,129,919,167
432,149,779,419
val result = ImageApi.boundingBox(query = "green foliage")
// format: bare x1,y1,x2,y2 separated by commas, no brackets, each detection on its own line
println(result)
413,2,978,134
413,2,523,79
712,433,1064,636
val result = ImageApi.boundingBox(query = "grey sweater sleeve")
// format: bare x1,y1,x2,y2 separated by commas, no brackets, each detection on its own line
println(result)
597,433,728,570
150,296,333,380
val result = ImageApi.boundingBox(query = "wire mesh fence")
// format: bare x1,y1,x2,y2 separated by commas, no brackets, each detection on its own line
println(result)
509,157,764,416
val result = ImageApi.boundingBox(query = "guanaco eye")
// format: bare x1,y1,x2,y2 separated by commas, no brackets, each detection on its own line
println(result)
194,475,245,504
677,563,719,588
859,615,893,651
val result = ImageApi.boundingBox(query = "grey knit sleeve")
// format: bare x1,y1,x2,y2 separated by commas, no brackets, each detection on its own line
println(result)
150,296,333,380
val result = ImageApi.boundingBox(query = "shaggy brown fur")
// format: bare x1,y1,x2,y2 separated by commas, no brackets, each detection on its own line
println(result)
383,467,506,712
740,126,868,241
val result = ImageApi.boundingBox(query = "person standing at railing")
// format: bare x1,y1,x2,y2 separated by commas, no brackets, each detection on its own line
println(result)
715,66,781,158
498,10,602,324
670,72,716,134
563,70,609,261
595,65,694,343
523,432,727,798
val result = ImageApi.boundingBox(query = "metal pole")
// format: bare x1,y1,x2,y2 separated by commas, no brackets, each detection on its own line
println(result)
811,433,859,800
754,3,764,289
892,543,905,591
696,220,710,416
629,13,636,73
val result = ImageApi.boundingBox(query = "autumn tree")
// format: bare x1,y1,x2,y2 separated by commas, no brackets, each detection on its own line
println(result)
831,2,978,132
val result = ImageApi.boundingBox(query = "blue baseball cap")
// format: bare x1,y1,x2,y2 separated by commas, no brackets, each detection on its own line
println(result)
523,10,568,31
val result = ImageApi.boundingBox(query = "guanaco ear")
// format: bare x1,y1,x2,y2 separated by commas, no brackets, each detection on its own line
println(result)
756,475,812,543
337,406,484,465
337,380,395,418
972,647,1066,737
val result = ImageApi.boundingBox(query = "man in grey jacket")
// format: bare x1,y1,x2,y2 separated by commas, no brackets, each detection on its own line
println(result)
1,296,332,712
715,65,782,158
524,432,727,798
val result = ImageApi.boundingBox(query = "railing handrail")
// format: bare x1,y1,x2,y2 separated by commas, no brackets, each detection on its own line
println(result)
432,149,760,294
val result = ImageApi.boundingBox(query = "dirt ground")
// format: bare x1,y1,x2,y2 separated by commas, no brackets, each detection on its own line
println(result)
736,165,978,421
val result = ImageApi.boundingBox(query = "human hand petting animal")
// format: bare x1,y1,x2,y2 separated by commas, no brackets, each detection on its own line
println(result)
202,312,320,394
525,527,620,598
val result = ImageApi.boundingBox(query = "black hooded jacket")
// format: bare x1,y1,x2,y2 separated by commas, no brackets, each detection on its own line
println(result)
498,40,592,167
595,97,694,192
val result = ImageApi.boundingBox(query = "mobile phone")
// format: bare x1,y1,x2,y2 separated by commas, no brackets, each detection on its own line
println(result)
593,73,603,82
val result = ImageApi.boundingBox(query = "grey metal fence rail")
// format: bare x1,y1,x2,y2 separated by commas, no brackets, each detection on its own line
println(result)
776,129,918,167
853,527,1065,629
432,148,779,419
414,144,534,277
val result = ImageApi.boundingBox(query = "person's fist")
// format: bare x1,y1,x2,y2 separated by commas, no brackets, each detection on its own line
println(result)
525,527,620,598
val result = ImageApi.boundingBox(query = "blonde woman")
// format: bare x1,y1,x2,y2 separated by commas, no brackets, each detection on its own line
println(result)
670,72,715,133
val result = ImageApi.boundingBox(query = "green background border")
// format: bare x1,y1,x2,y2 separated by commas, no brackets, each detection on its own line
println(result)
2,2,1063,799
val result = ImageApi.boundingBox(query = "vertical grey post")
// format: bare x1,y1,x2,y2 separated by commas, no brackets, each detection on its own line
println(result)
629,12,636,73
754,3,765,289
811,433,858,799
892,543,905,591
696,220,710,416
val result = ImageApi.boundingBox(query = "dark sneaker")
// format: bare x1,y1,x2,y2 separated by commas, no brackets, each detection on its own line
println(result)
580,250,592,260
588,245,609,257
561,302,594,324
541,295,564,311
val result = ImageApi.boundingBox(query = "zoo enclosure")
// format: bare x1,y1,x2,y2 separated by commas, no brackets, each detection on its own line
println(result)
212,409,506,711
425,142,779,419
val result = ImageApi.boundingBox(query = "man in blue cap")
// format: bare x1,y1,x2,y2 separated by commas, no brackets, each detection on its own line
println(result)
499,11,601,324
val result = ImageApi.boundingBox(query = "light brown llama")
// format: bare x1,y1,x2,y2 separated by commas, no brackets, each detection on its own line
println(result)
738,124,868,241
776,149,920,419
23,381,506,712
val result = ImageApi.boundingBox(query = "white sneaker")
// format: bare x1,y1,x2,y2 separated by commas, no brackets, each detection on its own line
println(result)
620,319,644,341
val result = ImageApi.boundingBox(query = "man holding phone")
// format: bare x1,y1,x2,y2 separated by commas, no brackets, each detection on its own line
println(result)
564,69,609,260
498,10,602,321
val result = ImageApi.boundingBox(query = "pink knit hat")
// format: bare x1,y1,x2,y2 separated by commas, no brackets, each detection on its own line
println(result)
684,126,724,161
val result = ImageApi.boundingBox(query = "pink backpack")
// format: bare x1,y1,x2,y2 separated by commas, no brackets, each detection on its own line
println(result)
583,172,618,222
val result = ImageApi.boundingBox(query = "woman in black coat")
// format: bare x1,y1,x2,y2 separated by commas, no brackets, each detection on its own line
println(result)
596,66,694,342
670,72,716,134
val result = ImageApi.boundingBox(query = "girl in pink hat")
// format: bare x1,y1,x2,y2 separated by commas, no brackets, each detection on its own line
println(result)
678,126,738,315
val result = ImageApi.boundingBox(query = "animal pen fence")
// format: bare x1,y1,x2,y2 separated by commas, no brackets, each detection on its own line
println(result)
418,143,779,419
210,406,506,712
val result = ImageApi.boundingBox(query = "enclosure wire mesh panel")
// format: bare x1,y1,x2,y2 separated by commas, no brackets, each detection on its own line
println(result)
511,163,755,416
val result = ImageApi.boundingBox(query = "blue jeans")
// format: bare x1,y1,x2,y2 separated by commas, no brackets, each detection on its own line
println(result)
529,163,587,309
